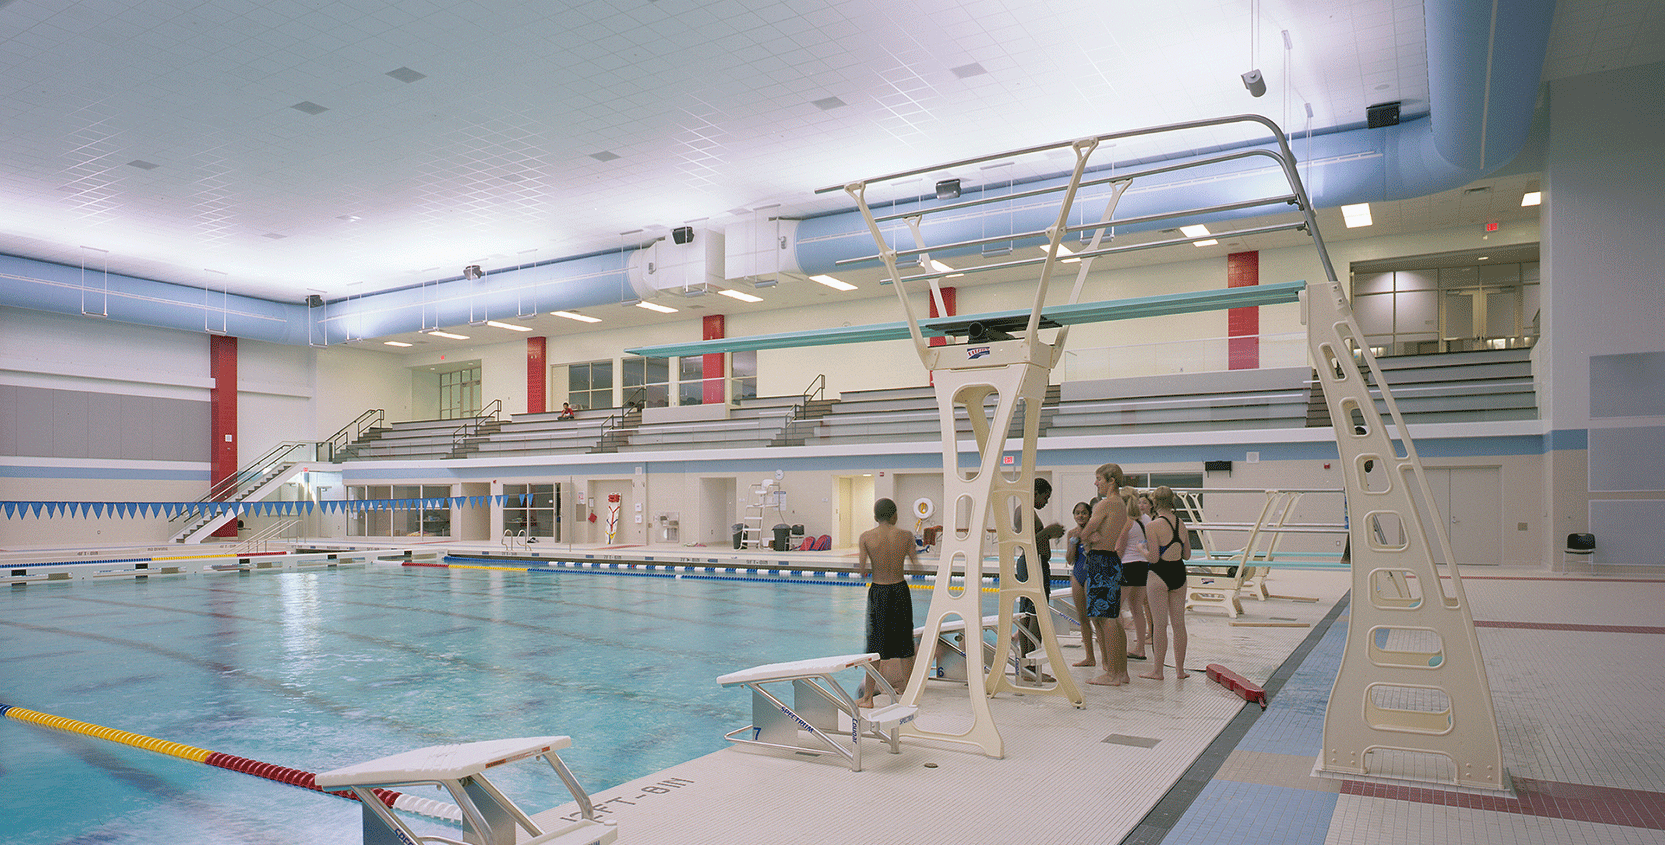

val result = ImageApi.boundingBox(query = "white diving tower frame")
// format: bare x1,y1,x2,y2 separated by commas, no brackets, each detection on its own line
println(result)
633,114,1505,787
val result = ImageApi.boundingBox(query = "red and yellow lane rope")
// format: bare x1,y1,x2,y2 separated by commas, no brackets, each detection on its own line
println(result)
0,703,459,821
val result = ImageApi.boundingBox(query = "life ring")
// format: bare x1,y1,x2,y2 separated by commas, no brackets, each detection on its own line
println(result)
913,497,935,520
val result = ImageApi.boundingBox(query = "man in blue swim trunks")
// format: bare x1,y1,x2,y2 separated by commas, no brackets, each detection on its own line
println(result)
1082,463,1130,686
856,497,919,708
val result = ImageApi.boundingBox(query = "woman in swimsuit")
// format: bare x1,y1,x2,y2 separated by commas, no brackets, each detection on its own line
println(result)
1063,501,1095,665
1118,491,1150,661
1141,486,1192,680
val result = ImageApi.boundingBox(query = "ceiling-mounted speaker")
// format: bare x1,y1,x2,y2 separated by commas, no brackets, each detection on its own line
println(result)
672,226,694,244
936,179,960,200
1367,101,1400,129
306,294,324,308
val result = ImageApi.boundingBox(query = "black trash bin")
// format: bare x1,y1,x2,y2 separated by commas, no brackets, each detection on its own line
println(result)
772,524,792,552
733,523,745,550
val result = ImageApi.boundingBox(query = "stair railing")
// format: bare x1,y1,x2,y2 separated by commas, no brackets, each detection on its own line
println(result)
323,408,384,461
449,399,503,456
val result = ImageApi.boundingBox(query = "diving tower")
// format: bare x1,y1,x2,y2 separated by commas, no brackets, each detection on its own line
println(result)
634,114,1506,786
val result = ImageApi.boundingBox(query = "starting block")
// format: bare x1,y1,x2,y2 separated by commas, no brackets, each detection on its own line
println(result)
316,736,616,845
718,653,918,771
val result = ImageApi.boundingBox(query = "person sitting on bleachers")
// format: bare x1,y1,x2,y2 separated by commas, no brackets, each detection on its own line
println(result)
558,402,576,420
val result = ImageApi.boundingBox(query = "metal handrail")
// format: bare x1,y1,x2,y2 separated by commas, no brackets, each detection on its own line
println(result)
323,408,384,461
595,389,646,452
170,441,322,525
449,399,503,456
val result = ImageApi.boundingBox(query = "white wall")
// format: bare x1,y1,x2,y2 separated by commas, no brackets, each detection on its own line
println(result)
1541,60,1665,561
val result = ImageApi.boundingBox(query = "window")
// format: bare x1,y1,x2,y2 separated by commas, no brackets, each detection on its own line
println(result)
731,350,757,403
346,484,451,537
438,366,481,420
678,356,705,405
567,360,613,410
1351,248,1539,356
622,355,670,408
504,483,560,539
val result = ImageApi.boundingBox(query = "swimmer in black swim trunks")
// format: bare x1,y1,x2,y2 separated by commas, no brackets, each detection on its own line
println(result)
857,498,919,707
1141,486,1192,680
1082,463,1131,686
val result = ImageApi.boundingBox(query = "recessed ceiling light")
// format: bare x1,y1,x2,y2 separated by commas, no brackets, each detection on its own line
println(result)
1341,203,1374,228
386,67,426,83
383,340,413,347
427,330,470,340
291,101,328,115
590,151,620,162
810,274,857,291
717,289,762,303
812,96,847,110
1180,224,1217,247
1521,191,1541,207
128,160,159,170
635,301,678,314
486,320,532,331
552,310,601,323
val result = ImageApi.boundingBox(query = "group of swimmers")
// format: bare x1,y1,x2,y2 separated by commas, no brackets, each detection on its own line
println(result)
1065,463,1192,686
854,463,1193,708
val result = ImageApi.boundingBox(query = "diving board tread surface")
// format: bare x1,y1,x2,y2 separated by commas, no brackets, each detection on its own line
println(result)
626,281,1305,358
315,736,571,786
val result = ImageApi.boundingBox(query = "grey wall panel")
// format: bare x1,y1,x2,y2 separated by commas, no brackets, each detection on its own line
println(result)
1589,426,1665,492
2,386,209,461
0,384,17,454
1589,499,1665,566
1590,351,1665,418
58,390,91,459
119,394,152,459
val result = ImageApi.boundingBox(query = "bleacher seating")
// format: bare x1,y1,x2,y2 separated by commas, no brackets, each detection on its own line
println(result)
806,386,1051,446
337,417,493,461
615,410,792,452
1364,348,1537,424
467,408,616,456
1046,367,1311,437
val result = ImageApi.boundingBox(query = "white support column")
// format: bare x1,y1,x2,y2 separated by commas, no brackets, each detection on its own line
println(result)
1306,279,1507,791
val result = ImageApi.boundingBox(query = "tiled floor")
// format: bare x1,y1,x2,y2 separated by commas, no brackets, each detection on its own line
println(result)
509,559,1665,845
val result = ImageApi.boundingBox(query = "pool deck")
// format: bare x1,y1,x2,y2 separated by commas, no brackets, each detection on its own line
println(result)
505,556,1665,845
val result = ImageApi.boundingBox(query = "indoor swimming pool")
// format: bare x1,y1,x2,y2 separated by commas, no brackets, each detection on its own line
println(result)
0,562,939,844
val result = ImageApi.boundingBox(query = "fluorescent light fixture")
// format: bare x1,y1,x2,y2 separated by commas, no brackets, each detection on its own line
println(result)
1521,191,1541,207
1180,224,1211,238
383,340,413,347
810,274,857,291
1341,203,1374,228
717,288,762,303
552,310,601,323
486,320,532,331
427,330,470,340
635,300,678,314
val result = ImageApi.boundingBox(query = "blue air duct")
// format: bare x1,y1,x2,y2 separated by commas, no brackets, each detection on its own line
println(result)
792,0,1555,275
0,0,1553,345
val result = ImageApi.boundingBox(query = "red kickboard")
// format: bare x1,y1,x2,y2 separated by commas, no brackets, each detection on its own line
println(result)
1206,663,1267,708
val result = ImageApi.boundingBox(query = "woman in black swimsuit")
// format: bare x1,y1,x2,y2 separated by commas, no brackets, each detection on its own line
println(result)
1141,486,1192,680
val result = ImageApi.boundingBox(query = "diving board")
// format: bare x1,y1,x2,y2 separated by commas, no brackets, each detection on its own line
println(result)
626,281,1305,359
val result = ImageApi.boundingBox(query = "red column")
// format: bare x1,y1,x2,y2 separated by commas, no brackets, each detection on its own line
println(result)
526,337,547,414
702,314,725,405
927,287,956,386
927,286,957,347
209,334,238,537
1226,251,1259,370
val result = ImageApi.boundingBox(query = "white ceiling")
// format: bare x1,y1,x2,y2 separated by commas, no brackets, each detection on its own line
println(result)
0,0,1660,333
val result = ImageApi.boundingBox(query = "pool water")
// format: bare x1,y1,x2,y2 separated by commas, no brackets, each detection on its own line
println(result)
0,564,938,844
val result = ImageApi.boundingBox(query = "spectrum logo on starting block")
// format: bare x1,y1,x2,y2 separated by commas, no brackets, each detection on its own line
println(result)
966,346,990,359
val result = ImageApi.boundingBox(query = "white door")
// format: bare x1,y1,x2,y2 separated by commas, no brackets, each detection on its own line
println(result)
1426,467,1501,566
